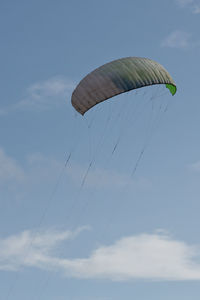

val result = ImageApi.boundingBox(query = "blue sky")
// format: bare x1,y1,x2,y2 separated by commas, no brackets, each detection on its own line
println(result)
1,0,200,299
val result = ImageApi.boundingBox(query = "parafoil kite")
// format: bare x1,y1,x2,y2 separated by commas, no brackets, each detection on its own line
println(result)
71,57,176,115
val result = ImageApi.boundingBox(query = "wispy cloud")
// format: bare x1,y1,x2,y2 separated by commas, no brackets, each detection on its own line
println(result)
1,230,200,281
1,77,75,114
0,148,25,184
161,30,191,48
17,77,75,111
67,162,151,190
0,227,89,271
0,149,63,190
193,3,200,12
176,0,194,7
0,148,150,193
176,0,200,13
188,160,200,172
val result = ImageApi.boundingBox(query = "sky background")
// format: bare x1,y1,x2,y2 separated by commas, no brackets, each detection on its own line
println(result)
1,0,200,299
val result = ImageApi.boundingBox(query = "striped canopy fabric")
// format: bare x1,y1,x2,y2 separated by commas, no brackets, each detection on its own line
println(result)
71,57,176,115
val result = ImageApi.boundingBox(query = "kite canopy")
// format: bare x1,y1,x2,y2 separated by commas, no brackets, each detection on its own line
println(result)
71,57,177,115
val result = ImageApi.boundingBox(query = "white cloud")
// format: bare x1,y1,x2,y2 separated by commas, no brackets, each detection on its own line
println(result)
0,227,89,271
0,148,25,184
161,30,191,48
1,230,200,281
176,0,200,13
62,233,200,281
